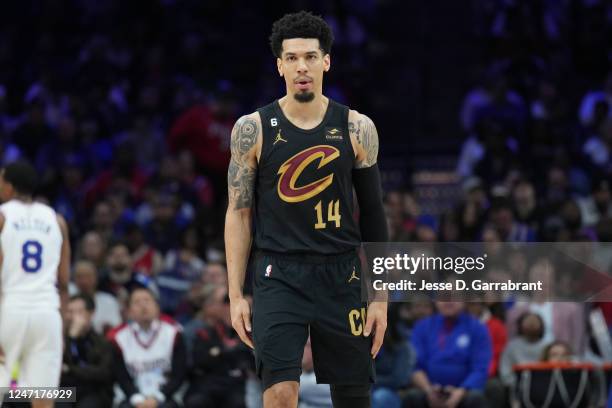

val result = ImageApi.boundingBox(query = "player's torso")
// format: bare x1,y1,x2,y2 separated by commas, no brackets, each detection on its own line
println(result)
0,200,62,308
254,99,361,254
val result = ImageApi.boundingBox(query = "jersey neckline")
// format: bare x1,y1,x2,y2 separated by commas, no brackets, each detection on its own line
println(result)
273,98,334,134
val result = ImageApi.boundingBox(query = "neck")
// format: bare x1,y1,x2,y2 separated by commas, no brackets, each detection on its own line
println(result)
13,194,33,203
279,93,328,122
137,320,153,331
81,288,95,296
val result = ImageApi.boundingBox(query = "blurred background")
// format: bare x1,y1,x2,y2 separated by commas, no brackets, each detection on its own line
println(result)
1,0,612,407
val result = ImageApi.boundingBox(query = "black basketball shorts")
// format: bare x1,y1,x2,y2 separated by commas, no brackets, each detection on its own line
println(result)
252,250,375,390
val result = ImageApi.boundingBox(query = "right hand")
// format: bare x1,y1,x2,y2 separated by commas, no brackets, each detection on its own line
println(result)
426,386,446,408
230,296,254,349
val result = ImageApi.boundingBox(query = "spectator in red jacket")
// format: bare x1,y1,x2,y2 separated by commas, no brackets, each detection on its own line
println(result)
467,297,507,377
167,93,236,191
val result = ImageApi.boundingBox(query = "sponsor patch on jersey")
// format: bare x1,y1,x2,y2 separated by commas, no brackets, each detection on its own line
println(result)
325,127,343,141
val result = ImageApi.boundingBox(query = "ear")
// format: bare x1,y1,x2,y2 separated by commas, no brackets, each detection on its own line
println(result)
323,54,331,73
277,57,283,77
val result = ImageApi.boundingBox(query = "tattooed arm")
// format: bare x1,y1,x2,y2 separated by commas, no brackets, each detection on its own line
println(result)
225,113,260,348
349,110,388,355
348,110,379,168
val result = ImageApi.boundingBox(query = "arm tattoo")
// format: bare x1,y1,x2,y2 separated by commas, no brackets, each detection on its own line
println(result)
352,114,379,168
231,117,258,157
348,120,363,145
228,116,258,209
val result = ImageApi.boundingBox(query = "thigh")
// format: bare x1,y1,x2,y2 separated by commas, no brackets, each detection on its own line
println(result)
372,387,401,408
458,390,488,408
252,255,311,388
158,399,180,408
184,386,214,408
0,309,29,387
76,394,111,408
224,385,246,408
310,256,374,384
118,400,133,408
402,388,429,408
20,310,62,387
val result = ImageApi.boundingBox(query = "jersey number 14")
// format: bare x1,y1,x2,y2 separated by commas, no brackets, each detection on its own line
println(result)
314,200,341,229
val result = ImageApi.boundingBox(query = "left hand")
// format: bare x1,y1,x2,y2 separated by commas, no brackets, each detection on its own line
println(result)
364,301,387,358
137,398,158,408
444,386,466,408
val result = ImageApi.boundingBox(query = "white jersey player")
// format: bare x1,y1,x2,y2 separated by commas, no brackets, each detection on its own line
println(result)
0,161,70,408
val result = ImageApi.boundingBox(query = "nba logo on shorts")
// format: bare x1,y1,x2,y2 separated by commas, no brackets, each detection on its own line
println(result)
265,264,272,277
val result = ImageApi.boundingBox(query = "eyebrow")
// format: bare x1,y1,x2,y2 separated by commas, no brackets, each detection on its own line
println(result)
283,51,320,57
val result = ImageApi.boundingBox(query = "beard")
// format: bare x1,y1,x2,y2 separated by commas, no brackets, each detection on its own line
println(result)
294,91,315,103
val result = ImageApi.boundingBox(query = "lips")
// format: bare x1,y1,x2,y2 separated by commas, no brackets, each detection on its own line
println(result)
295,79,312,90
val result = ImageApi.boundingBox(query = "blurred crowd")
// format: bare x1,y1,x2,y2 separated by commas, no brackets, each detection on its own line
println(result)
2,0,612,407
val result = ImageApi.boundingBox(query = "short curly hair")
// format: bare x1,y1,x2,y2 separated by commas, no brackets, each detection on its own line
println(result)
269,11,334,58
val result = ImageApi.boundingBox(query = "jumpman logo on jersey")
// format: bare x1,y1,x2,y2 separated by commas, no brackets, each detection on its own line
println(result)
273,129,287,145
347,267,360,283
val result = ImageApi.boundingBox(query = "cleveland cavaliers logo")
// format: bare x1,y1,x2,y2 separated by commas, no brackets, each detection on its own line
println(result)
277,145,340,203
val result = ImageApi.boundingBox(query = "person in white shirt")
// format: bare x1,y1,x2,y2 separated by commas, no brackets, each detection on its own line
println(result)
0,161,71,408
108,287,186,408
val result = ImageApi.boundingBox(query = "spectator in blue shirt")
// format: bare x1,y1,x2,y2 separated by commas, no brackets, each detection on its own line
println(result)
404,301,492,408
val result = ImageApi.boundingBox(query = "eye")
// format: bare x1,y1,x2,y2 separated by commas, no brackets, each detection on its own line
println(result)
308,55,317,60
287,56,296,61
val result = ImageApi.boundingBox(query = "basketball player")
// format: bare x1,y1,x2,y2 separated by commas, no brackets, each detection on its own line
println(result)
0,161,70,408
225,11,388,408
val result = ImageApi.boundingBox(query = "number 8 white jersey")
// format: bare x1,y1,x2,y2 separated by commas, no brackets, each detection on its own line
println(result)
0,200,63,309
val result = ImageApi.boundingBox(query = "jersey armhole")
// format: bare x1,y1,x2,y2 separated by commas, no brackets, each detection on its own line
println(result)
0,208,6,234
341,105,357,160
256,108,271,165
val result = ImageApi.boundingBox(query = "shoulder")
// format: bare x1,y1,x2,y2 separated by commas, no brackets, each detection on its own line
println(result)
232,112,262,137
348,109,377,138
348,109,379,168
413,315,437,333
55,212,68,233
106,322,129,342
96,291,120,306
505,337,524,350
348,109,368,121
468,316,491,339
230,112,262,156
160,314,183,332
488,317,507,332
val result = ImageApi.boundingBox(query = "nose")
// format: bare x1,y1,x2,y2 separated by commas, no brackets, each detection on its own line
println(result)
297,57,308,73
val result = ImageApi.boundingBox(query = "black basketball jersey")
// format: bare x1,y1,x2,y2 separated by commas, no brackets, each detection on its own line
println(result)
254,99,361,254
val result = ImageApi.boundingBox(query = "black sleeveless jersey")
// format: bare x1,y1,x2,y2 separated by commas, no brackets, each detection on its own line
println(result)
254,99,361,254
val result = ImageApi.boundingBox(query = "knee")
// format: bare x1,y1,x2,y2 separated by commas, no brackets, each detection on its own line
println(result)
463,390,487,408
402,389,427,408
330,384,371,398
330,384,372,408
184,393,209,408
372,387,400,408
158,400,180,408
265,381,299,403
